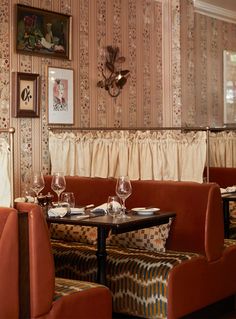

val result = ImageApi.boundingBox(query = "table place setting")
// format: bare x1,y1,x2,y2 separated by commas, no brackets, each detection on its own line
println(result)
47,203,108,219
220,186,236,195
131,207,160,216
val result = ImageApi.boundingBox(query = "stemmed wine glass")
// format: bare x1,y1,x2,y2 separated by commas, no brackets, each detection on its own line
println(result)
115,176,132,218
51,172,66,207
31,171,45,202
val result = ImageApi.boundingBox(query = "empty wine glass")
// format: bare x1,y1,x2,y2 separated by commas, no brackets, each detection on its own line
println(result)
107,196,122,219
115,176,132,218
31,171,45,201
51,172,66,207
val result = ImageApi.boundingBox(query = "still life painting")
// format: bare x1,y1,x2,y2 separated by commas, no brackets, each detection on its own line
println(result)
16,4,72,60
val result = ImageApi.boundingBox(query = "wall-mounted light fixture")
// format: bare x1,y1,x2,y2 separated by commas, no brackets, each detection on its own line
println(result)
97,46,130,98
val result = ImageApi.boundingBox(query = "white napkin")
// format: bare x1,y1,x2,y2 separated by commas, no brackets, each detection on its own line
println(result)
48,207,67,218
14,196,35,203
70,207,85,215
220,186,236,194
91,203,107,213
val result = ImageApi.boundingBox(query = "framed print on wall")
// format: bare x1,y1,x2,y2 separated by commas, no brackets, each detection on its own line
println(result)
12,72,40,118
47,67,74,124
223,50,236,126
16,4,72,60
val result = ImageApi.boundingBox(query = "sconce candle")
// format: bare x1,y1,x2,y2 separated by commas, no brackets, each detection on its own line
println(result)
97,46,130,98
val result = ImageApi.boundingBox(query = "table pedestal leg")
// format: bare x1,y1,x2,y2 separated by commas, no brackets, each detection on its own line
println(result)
223,201,230,238
96,226,107,285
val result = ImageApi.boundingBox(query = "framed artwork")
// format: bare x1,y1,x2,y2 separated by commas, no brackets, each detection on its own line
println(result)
12,72,40,118
16,4,72,60
223,50,236,126
47,67,74,124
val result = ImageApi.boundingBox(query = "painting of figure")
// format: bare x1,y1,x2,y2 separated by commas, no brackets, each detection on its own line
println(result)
53,79,68,111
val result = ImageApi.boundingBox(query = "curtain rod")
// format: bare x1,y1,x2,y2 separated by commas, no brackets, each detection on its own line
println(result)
48,126,210,131
48,126,236,132
0,127,15,133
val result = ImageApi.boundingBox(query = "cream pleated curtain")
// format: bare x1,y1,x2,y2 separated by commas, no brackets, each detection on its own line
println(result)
209,131,236,167
49,130,207,183
0,138,11,207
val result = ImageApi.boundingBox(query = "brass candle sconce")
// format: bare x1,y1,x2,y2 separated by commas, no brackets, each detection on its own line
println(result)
97,46,130,98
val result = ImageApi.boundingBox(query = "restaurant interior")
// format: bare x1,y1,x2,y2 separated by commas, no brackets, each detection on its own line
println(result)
1,0,236,318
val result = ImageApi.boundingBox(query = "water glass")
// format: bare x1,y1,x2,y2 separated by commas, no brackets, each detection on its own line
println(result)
61,192,75,214
107,196,122,219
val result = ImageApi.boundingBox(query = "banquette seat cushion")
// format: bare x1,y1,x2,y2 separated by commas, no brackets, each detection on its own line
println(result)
51,238,200,318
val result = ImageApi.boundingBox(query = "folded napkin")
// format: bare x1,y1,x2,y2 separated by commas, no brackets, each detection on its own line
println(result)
14,196,35,203
91,203,107,214
48,207,67,218
70,207,85,215
220,186,236,194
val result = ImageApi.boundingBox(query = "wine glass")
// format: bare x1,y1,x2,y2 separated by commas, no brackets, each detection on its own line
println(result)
31,171,45,201
51,172,66,207
115,176,132,218
107,196,122,219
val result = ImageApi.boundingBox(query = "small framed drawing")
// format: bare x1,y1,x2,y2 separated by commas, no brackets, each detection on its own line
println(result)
12,72,40,118
47,67,74,124
16,4,72,60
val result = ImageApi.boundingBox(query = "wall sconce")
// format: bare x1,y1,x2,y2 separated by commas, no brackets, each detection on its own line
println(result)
97,46,130,98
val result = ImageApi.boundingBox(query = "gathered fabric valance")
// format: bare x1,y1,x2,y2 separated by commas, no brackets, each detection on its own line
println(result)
49,130,206,182
209,131,236,167
0,138,11,207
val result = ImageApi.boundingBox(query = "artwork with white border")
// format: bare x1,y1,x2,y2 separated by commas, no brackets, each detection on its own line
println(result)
48,67,74,124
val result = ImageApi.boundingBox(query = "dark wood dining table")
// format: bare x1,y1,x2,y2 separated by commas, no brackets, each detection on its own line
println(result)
47,210,176,285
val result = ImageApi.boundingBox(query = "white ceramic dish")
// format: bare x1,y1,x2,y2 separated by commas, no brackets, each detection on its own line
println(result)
131,207,160,216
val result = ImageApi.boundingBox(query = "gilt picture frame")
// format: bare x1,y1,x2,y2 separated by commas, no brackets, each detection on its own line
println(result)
12,72,40,118
47,67,74,124
16,4,72,60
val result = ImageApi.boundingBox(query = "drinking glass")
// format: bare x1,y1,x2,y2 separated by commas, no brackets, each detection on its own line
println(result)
61,192,75,214
107,196,122,219
51,172,66,206
31,171,45,200
115,176,132,218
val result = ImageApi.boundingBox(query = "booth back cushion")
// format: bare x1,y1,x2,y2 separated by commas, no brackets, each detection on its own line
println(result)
50,224,97,245
50,220,172,253
107,219,173,252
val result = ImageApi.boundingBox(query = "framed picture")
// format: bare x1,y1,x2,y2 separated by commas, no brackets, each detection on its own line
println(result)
47,67,74,124
223,50,236,126
12,72,40,118
16,4,72,60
